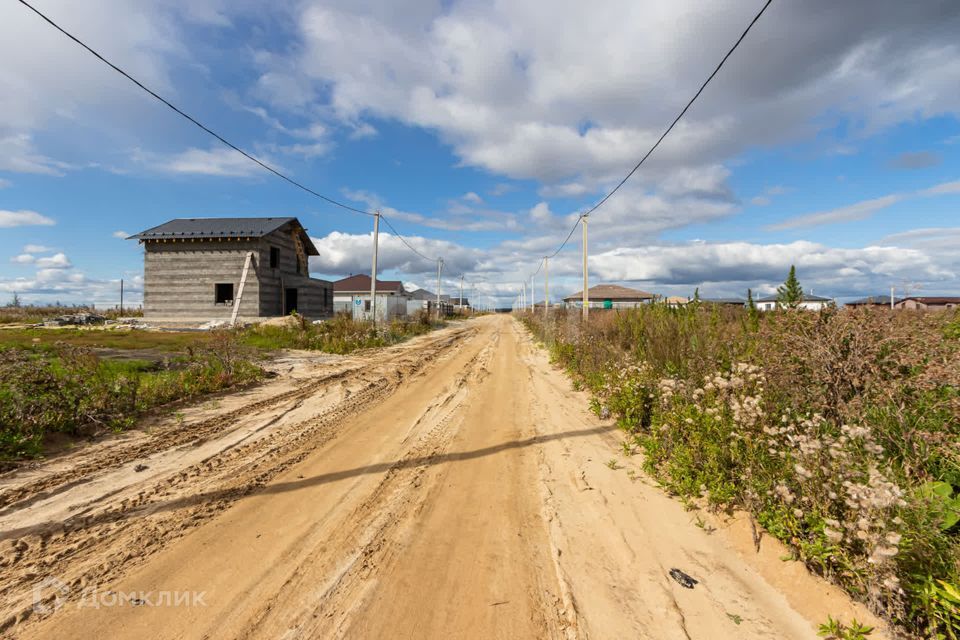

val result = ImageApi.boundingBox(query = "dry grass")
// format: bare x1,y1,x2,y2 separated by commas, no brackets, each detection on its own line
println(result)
523,305,960,638
0,304,143,325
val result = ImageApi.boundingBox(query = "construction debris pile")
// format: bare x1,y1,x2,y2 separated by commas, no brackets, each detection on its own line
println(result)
42,313,107,327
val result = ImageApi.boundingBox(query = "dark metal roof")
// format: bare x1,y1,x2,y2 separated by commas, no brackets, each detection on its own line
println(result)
562,284,655,301
333,274,405,293
897,296,960,304
847,295,896,306
129,217,319,255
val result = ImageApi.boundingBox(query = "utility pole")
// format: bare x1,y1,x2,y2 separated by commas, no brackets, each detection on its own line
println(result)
581,214,589,321
530,273,535,312
459,274,464,313
890,286,895,310
544,256,549,321
370,211,380,325
436,258,443,321
521,282,526,312
120,278,124,316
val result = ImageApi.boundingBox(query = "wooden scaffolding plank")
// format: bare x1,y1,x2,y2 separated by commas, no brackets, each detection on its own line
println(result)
230,251,254,326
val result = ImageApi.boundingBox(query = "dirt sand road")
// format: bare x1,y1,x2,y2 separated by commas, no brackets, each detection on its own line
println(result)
2,315,886,639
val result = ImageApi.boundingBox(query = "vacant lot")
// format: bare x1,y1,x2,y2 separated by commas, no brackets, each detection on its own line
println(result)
1,315,882,639
0,314,445,463
523,305,960,639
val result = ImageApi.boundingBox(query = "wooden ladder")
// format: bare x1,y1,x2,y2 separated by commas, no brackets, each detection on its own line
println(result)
230,251,254,326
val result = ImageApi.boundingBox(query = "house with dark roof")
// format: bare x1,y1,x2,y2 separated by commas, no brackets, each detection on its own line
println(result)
332,274,410,321
701,297,746,306
129,217,333,323
847,295,896,308
562,284,655,309
894,296,960,310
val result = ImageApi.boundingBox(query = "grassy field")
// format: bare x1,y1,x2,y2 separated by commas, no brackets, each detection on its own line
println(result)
0,331,263,463
523,304,960,639
0,327,215,352
0,313,446,465
241,311,443,353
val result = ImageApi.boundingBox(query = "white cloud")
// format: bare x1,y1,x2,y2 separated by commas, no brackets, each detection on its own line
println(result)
918,180,960,196
343,189,519,232
462,191,483,204
0,178,11,189
768,194,903,230
878,227,960,252
309,231,482,277
132,146,271,177
538,181,592,198
248,0,960,195
11,254,35,264
0,270,143,307
0,134,72,175
23,244,53,253
0,209,55,228
573,239,956,300
35,252,72,269
750,196,771,206
529,202,553,224
348,122,378,139
768,177,960,230
112,230,130,239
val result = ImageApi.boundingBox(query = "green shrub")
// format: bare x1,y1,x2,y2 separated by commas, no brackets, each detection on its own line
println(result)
523,305,960,638
0,331,262,462
240,311,442,354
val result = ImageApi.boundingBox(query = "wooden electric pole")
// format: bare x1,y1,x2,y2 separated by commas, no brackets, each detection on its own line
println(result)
436,258,443,321
370,211,380,325
582,214,589,320
543,256,549,321
530,273,535,312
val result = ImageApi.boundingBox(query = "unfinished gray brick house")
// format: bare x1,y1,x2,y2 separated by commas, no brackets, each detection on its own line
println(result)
129,217,333,323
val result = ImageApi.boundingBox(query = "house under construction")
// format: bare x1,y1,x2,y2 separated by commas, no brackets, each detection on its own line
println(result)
130,217,333,323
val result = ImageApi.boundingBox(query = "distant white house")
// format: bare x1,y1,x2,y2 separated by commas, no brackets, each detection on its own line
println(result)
756,293,833,311
404,286,453,316
333,274,409,321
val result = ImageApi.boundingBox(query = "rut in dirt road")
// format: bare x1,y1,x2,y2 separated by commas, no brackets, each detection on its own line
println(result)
3,316,887,639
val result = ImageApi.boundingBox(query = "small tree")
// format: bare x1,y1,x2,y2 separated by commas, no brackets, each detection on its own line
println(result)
776,265,804,309
746,288,759,329
9,292,21,308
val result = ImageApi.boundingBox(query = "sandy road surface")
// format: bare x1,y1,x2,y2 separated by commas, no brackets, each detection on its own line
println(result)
1,315,886,639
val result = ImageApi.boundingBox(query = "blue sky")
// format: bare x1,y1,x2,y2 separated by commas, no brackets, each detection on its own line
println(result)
2,0,959,308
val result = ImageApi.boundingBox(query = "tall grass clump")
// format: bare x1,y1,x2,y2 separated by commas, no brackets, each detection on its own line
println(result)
0,330,263,463
522,305,960,638
241,311,442,354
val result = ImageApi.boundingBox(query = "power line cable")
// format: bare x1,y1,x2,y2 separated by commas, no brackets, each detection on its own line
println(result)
18,0,451,269
379,215,441,263
582,0,773,217
522,0,772,282
547,215,583,260
17,0,373,218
